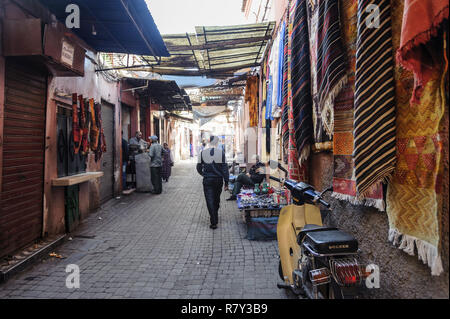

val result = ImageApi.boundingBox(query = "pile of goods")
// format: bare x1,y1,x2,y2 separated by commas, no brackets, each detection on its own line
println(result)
237,183,289,210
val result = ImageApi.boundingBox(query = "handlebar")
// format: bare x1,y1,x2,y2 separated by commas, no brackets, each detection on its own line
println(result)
268,175,331,208
269,176,281,183
319,198,331,209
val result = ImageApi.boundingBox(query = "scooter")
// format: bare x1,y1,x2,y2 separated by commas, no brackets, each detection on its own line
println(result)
269,162,368,299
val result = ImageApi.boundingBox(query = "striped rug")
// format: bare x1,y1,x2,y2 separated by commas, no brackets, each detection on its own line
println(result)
281,15,290,160
307,0,346,151
331,0,384,211
314,0,347,139
353,0,396,197
291,0,313,165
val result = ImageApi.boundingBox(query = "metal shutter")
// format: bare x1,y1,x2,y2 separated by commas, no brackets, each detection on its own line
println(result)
0,59,46,257
99,101,115,203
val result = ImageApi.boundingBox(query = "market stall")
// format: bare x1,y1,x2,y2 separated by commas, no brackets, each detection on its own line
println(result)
234,182,289,240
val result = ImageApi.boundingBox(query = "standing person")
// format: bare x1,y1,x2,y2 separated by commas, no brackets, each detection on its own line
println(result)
227,155,265,201
129,131,148,151
161,142,174,182
196,136,229,229
122,131,129,190
149,135,163,194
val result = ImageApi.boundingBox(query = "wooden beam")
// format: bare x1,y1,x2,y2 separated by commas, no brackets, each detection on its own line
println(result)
165,35,272,51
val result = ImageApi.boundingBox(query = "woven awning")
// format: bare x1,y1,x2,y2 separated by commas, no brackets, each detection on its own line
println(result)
97,22,275,78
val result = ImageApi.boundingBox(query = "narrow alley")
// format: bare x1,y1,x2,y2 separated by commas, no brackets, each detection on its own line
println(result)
0,161,294,299
0,0,448,303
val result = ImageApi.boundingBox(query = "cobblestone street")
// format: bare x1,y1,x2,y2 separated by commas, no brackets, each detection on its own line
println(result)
0,161,295,299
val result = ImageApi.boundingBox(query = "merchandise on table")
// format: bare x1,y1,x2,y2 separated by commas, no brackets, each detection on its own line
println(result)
237,186,287,210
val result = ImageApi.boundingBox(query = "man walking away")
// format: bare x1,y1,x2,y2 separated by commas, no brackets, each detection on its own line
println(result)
149,135,163,194
196,136,229,229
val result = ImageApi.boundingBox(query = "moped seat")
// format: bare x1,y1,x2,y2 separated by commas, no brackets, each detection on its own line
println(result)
297,224,338,244
304,230,358,255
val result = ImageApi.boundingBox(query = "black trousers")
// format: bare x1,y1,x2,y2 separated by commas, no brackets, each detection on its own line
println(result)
151,167,162,194
202,177,223,225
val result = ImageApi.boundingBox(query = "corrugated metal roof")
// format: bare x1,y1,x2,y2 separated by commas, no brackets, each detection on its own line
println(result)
123,78,191,111
38,0,169,57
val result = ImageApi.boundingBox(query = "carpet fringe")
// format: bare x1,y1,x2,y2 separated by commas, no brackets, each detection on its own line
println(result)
298,145,310,167
331,191,385,211
388,228,444,276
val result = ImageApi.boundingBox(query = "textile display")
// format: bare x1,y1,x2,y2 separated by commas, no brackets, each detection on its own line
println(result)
276,21,286,109
265,72,274,121
331,0,384,211
281,15,290,161
94,103,107,162
307,0,347,146
270,34,279,117
245,76,259,127
287,0,304,181
386,1,447,276
396,0,449,105
291,0,313,165
353,0,396,197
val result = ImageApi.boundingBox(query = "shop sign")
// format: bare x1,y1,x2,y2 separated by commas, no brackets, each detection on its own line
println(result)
61,40,75,67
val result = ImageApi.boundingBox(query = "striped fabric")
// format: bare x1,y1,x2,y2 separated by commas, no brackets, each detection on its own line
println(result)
314,0,348,138
291,0,313,165
354,0,396,196
281,15,290,159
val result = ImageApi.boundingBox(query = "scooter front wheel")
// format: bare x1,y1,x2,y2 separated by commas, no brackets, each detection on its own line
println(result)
278,260,284,280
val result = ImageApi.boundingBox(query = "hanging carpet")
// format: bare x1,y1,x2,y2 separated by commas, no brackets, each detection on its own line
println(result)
386,1,447,276
353,0,396,197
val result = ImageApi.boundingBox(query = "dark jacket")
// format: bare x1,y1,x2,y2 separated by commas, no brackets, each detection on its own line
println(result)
249,162,265,184
122,138,129,162
196,147,229,185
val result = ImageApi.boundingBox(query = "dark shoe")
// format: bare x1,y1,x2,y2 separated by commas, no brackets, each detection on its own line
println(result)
209,224,217,229
226,196,237,201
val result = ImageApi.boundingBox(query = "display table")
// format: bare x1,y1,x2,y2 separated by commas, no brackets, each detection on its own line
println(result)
237,190,284,240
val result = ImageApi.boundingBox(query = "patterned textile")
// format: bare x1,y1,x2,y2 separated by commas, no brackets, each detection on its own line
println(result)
307,0,347,144
331,0,384,211
332,86,384,210
291,0,313,165
396,0,449,105
276,21,286,109
353,0,396,197
281,15,290,161
270,29,281,116
287,0,303,180
245,76,259,127
386,1,447,276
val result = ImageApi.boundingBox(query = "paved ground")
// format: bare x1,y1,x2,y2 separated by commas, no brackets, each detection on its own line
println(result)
0,160,296,299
